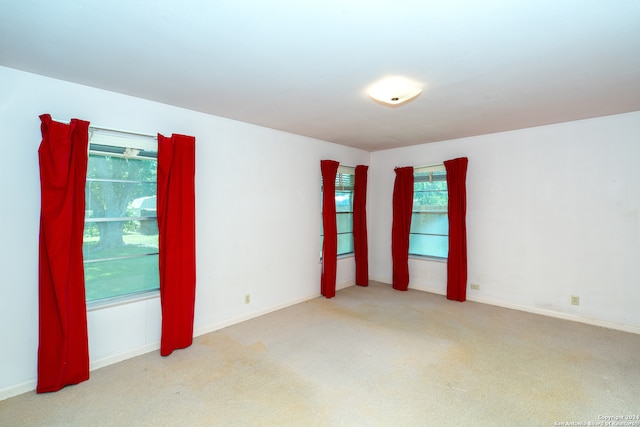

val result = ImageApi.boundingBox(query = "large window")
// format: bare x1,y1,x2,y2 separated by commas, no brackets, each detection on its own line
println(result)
409,165,448,258
321,166,355,257
83,130,159,302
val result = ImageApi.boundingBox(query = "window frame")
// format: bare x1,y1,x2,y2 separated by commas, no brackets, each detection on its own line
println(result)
409,164,449,260
320,165,355,259
83,129,160,306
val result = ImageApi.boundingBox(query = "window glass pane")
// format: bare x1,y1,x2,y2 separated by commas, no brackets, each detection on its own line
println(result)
83,219,159,261
86,183,156,219
336,213,353,234
337,186,353,254
320,172,355,258
88,154,156,181
84,148,159,302
409,234,448,258
410,212,448,235
86,154,157,220
85,255,160,302
336,191,353,212
337,233,354,255
411,169,448,258
413,189,448,211
413,171,447,212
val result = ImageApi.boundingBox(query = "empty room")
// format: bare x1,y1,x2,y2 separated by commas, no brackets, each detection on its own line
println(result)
1,1,639,426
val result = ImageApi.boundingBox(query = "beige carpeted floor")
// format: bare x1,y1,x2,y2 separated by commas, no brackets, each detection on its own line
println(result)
2,282,639,426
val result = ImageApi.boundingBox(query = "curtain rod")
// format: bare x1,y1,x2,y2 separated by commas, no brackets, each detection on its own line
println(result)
396,162,444,169
52,118,157,139
416,162,444,169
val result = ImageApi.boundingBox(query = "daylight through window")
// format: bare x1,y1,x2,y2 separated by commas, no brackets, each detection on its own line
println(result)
321,165,355,257
409,165,449,258
83,130,159,303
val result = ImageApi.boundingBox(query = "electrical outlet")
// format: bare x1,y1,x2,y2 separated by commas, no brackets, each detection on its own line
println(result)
470,284,480,290
571,295,579,306
245,294,250,304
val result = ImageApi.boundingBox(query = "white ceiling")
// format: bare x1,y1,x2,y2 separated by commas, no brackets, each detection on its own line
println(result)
2,0,640,151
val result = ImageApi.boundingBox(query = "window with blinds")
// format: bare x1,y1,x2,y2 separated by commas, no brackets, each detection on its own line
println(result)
321,166,355,257
410,164,449,259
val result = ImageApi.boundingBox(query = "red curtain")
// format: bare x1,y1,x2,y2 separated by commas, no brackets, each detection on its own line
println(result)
353,165,369,286
157,134,197,356
444,157,469,302
320,160,339,298
37,114,90,393
392,167,414,291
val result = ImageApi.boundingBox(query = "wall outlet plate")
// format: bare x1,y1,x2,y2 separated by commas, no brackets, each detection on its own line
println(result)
571,295,579,306
470,284,480,290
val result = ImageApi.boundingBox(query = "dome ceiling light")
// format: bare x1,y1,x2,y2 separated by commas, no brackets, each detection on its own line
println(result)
367,76,423,107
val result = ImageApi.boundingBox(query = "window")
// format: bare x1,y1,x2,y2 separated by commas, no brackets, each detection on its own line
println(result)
409,165,448,258
321,166,355,257
83,130,159,303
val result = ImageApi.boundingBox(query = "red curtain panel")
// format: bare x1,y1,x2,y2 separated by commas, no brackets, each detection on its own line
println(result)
353,165,369,286
157,134,197,356
444,157,469,302
320,160,339,298
37,114,90,393
392,167,414,291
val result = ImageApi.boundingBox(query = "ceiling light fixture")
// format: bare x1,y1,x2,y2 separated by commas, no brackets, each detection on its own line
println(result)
367,76,423,107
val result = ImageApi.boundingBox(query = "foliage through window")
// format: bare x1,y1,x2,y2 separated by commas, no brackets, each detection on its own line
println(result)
409,165,448,258
321,166,355,257
83,130,159,302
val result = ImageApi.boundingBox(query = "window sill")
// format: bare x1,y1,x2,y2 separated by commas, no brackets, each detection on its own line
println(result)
408,255,447,263
87,289,160,312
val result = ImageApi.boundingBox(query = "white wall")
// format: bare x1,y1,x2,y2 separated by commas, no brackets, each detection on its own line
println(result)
369,111,640,332
2,64,638,400
0,66,369,399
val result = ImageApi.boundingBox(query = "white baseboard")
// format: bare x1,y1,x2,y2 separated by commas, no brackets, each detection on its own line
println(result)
0,281,387,401
90,342,161,371
194,282,356,337
0,380,37,401
193,292,321,337
337,279,355,291
0,343,164,402
409,283,446,296
466,294,640,335
409,282,640,335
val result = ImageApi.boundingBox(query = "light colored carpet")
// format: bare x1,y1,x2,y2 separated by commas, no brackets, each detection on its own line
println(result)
2,282,639,426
